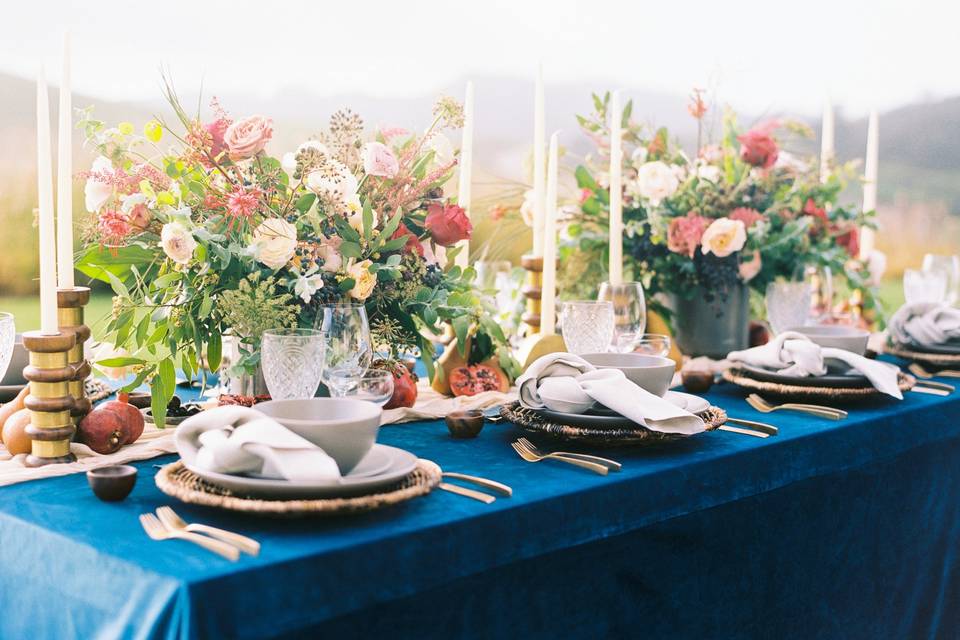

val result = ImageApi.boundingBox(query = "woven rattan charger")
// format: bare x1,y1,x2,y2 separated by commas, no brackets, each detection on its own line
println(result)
722,366,915,402
155,459,441,517
500,401,726,446
885,342,960,368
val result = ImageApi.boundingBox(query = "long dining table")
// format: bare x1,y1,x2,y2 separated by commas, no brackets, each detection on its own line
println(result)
1,360,959,639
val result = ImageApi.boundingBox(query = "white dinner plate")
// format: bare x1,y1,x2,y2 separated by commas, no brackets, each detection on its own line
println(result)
184,444,418,499
538,390,710,429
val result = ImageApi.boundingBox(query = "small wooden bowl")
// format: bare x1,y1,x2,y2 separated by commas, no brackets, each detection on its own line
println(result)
126,392,152,409
681,370,714,394
445,409,485,439
87,465,138,502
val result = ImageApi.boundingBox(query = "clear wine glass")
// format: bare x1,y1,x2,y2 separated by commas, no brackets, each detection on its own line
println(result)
261,328,326,400
765,281,814,335
597,282,646,351
621,333,672,357
343,370,395,406
922,254,960,305
560,301,615,355
904,268,948,305
0,313,14,382
316,303,373,397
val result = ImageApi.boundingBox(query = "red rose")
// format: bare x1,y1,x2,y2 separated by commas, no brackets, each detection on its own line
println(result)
737,122,779,169
803,198,828,223
425,203,472,247
391,222,424,256
833,224,860,257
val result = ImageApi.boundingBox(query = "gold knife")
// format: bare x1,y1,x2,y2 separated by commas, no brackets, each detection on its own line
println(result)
438,482,496,504
442,472,513,496
725,417,779,436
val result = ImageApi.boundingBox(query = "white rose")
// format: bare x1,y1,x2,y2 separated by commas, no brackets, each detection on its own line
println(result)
159,222,197,265
635,161,679,205
306,159,359,205
696,164,721,183
85,156,114,213
251,218,298,269
700,218,747,258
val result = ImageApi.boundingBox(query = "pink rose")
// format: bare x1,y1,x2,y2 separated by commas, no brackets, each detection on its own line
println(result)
729,207,764,229
204,118,230,159
737,121,780,169
224,115,274,160
362,142,400,178
317,235,343,272
667,212,709,258
425,203,472,247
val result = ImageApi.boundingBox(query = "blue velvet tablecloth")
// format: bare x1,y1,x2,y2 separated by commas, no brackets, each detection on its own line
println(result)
2,364,960,639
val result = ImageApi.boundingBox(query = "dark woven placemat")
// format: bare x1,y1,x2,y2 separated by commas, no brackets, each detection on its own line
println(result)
722,366,915,401
155,459,441,518
499,401,725,446
885,342,960,367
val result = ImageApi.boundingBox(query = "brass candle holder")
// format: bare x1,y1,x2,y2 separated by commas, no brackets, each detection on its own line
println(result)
520,254,543,335
22,330,78,466
516,254,565,371
57,287,92,423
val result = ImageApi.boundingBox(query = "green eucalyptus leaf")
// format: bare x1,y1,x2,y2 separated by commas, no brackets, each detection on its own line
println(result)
207,330,222,373
96,356,146,368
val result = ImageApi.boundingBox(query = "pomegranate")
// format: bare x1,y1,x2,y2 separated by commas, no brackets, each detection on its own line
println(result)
101,394,145,444
77,409,126,454
448,364,509,397
375,359,419,409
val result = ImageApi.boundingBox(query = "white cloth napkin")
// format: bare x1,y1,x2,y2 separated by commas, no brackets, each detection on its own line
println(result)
180,406,340,482
888,302,960,348
728,332,903,399
517,353,705,435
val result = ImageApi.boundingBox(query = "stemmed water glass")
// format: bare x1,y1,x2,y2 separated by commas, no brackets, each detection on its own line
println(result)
904,269,948,305
765,281,813,335
921,254,960,305
342,370,395,406
316,303,373,397
261,328,326,400
559,301,615,355
0,313,14,382
597,282,646,352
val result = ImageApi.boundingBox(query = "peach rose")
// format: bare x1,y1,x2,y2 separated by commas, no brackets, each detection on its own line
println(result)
362,142,399,178
224,115,274,160
700,218,747,258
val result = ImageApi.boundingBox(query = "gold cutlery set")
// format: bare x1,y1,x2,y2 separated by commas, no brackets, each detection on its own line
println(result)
140,506,261,561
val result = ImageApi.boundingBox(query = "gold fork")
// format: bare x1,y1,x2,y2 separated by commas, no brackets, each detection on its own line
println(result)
511,441,609,475
139,513,239,561
908,363,960,379
156,506,260,556
746,394,846,420
517,437,622,471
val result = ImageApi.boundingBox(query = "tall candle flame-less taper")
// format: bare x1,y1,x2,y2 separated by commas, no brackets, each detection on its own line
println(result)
22,330,77,466
58,287,92,423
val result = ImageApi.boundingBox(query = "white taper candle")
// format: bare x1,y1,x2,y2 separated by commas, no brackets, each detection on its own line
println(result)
859,110,879,258
36,69,58,334
455,81,474,269
540,132,559,335
532,64,546,257
820,100,835,184
608,90,624,285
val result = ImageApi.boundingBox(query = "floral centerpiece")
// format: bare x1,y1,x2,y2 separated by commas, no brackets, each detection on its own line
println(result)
76,81,517,424
562,91,878,355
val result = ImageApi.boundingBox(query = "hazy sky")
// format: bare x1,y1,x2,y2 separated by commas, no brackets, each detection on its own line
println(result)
2,0,957,115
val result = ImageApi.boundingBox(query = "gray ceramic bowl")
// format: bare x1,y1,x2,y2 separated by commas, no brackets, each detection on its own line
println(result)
788,325,870,355
254,398,381,474
581,353,676,397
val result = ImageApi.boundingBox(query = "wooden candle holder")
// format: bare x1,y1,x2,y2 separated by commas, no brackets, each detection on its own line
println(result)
22,330,78,466
58,287,92,423
520,254,544,335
